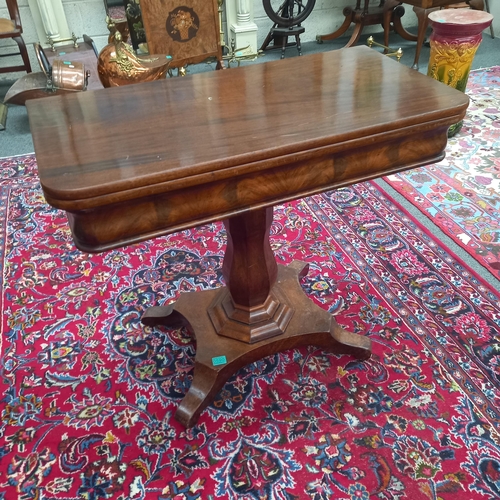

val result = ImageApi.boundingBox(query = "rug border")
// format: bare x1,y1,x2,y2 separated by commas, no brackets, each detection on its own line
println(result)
380,65,500,280
371,179,500,297
0,152,36,161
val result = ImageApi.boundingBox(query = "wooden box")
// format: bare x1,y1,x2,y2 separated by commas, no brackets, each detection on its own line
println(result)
140,0,222,68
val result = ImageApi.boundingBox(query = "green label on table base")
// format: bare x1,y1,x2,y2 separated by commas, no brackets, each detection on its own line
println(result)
212,356,227,366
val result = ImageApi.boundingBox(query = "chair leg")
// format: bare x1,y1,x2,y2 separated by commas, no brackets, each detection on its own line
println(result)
281,34,287,59
13,35,32,73
467,0,484,10
0,103,7,131
467,0,494,38
295,34,302,56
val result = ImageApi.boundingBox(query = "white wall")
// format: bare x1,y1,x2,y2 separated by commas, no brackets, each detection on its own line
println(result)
0,0,438,79
0,0,106,78
488,0,499,36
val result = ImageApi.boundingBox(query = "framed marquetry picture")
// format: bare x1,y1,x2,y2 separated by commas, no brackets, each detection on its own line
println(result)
140,0,223,68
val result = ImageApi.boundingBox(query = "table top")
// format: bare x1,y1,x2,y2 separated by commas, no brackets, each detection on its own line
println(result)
27,46,468,251
28,46,467,207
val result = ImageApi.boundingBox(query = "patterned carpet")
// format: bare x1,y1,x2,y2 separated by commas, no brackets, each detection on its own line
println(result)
1,154,500,499
384,66,500,279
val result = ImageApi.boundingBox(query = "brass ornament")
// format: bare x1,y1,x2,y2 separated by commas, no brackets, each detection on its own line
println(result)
366,36,403,62
107,18,130,45
97,20,171,87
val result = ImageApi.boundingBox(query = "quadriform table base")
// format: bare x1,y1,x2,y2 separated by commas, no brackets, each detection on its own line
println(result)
27,47,468,429
143,264,370,427
141,207,371,427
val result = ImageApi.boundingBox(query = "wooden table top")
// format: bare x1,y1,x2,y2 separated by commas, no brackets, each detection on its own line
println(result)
27,46,468,252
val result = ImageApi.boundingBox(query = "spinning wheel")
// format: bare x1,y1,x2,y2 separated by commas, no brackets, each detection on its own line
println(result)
263,0,316,27
260,0,316,57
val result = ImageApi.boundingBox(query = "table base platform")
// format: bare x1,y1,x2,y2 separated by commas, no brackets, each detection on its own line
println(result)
142,260,372,428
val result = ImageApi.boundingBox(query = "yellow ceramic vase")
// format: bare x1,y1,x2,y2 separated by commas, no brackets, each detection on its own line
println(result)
427,9,493,137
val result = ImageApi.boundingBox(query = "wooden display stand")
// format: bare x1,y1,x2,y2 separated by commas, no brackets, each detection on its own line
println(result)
140,0,223,69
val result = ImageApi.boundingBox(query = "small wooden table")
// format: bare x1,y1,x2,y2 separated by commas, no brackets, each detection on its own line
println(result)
26,46,468,427
316,0,408,49
317,1,485,69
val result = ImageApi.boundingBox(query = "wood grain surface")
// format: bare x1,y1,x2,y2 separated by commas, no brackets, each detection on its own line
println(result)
27,46,469,252
140,0,221,68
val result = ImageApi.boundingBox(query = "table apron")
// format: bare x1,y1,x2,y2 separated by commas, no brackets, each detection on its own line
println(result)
65,123,453,253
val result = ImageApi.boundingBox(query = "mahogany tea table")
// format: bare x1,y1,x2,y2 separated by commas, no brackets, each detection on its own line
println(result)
27,46,469,428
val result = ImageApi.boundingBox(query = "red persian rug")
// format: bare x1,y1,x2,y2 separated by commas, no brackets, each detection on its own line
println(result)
1,154,500,500
383,66,500,278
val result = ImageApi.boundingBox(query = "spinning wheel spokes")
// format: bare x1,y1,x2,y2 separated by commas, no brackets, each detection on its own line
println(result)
263,0,316,27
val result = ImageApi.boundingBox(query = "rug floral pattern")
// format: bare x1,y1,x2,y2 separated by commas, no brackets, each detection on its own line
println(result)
384,66,500,277
1,155,500,499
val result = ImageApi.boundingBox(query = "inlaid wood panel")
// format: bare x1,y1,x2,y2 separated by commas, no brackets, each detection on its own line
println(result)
140,0,222,68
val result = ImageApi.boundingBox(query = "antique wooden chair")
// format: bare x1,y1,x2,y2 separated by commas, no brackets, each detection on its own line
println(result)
0,0,32,74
